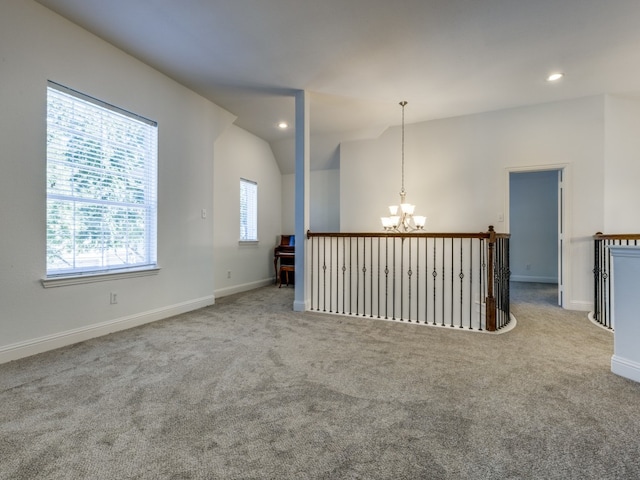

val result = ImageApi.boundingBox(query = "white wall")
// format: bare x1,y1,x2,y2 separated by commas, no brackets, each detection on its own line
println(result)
282,174,296,234
509,170,558,283
0,1,274,362
281,169,340,234
310,169,340,232
341,97,606,310
213,125,282,296
604,95,640,232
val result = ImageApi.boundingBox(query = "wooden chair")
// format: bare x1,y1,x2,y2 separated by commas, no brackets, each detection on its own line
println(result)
278,264,295,288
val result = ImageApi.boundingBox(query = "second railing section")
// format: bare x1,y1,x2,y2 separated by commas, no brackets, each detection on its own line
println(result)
592,232,640,330
307,227,510,332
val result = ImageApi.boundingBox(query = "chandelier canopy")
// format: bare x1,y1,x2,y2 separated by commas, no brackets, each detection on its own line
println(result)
380,101,426,232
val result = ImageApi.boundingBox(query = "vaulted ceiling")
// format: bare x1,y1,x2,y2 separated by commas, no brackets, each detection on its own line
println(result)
36,0,640,173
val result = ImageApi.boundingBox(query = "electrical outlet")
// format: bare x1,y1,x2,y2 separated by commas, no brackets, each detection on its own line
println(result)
227,271,231,279
201,208,207,219
526,264,531,271
110,292,118,304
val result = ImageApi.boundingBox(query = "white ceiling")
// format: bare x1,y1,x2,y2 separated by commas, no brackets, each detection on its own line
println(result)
36,0,640,173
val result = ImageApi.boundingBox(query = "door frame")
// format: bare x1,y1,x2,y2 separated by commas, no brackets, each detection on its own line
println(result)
504,163,571,308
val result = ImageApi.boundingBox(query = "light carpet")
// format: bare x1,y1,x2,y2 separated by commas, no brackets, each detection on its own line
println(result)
1,282,639,479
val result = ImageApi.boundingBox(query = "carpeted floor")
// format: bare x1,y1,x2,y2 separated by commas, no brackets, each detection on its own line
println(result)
1,282,639,479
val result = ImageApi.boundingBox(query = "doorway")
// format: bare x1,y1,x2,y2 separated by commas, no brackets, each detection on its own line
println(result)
508,168,565,307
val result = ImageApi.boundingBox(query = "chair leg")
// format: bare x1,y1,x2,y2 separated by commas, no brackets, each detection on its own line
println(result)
278,267,294,288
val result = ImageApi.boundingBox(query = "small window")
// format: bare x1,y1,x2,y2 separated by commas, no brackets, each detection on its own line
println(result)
240,178,258,242
46,81,158,277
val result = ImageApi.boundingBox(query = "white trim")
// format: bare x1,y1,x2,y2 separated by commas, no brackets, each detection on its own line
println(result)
611,355,640,384
214,277,274,298
510,275,558,283
0,295,214,364
567,299,593,312
42,267,160,288
306,310,517,334
607,245,640,258
504,163,571,309
587,311,614,332
293,299,310,312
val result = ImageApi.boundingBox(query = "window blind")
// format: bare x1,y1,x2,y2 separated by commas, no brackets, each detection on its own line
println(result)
240,178,258,241
46,81,158,277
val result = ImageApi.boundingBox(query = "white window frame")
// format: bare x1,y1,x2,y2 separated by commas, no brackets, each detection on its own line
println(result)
43,81,158,286
239,178,258,243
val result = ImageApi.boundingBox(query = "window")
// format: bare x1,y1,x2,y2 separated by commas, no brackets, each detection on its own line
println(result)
239,178,258,242
46,81,158,278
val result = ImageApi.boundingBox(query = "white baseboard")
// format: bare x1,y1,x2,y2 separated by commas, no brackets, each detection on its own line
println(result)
567,300,593,312
0,295,215,365
611,355,640,384
293,299,310,312
214,278,274,298
510,275,558,283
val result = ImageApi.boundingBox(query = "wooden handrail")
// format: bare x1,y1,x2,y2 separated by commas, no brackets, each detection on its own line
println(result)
594,232,640,240
307,230,509,239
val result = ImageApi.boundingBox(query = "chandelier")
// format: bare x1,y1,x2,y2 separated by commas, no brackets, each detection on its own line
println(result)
380,101,426,232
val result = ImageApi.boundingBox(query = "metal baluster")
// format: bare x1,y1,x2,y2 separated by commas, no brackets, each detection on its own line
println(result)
342,238,346,315
336,237,340,314
450,237,454,327
496,237,501,328
497,237,503,328
602,239,608,327
495,237,500,328
361,237,366,316
407,237,413,322
370,237,374,318
605,239,612,328
317,236,320,311
392,237,397,320
604,239,610,327
322,237,327,312
329,236,333,313
377,237,381,318
356,237,361,315
598,237,604,325
596,237,602,324
416,237,420,324
505,237,511,328
400,237,405,321
479,238,485,332
385,237,389,319
441,237,446,326
593,238,600,323
424,237,429,325
469,238,473,329
459,238,464,328
310,236,315,311
432,238,437,326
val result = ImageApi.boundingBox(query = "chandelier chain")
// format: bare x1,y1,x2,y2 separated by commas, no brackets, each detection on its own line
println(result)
400,100,406,194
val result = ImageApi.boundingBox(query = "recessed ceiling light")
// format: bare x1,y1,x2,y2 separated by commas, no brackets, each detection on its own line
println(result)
278,122,288,129
547,72,564,82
